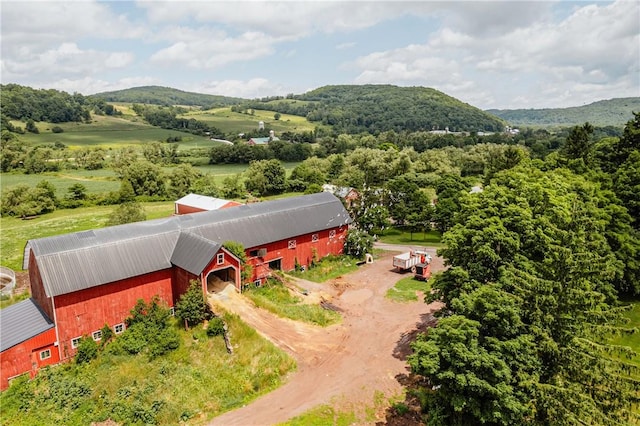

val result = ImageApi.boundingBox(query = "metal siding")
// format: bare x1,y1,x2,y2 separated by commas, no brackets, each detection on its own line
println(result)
0,298,54,352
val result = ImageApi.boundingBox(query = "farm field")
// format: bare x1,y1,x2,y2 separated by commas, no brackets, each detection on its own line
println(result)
182,107,322,134
16,115,209,149
0,162,302,199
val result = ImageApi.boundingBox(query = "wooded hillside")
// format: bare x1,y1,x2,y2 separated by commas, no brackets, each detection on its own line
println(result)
93,86,243,108
244,85,506,134
488,97,640,127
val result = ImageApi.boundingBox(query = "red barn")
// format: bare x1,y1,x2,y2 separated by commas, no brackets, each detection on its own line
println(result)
174,193,242,215
0,192,351,389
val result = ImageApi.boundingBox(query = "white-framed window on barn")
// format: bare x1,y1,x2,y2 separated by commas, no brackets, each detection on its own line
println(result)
288,239,297,249
114,323,125,334
92,330,102,341
217,253,225,265
71,337,81,349
329,229,336,239
40,349,51,360
312,233,319,243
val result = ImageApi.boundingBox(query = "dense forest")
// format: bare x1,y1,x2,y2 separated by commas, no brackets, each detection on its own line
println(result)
92,85,243,108
488,97,640,127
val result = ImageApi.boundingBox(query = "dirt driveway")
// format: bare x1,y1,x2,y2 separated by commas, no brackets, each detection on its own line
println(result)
208,246,444,426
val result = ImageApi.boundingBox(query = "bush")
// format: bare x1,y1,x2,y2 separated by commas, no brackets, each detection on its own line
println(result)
207,317,225,336
175,280,210,328
51,126,64,133
76,337,98,364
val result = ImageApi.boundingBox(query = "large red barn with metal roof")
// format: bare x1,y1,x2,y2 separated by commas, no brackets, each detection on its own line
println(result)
0,192,351,390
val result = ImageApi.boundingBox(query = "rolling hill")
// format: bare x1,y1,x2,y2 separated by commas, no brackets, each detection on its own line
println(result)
244,85,507,133
487,97,640,127
92,86,243,108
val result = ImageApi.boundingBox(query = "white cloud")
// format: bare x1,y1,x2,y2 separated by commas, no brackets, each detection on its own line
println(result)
22,76,160,96
336,42,357,50
150,26,277,69
349,0,640,108
195,78,286,99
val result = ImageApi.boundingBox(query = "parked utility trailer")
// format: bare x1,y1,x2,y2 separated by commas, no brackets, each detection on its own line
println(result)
393,250,430,272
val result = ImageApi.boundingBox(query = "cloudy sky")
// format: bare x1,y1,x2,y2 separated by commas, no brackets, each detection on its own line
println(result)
1,0,638,109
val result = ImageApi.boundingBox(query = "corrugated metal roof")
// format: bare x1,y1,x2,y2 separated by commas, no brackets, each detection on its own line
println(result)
171,232,221,275
175,193,237,211
27,192,352,297
0,298,54,352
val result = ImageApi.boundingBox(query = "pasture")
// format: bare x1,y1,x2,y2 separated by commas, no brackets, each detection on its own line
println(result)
182,108,321,134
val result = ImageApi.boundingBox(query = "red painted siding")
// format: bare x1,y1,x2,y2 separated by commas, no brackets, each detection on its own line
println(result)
172,266,199,305
175,204,207,215
202,247,241,291
28,253,54,321
53,269,173,360
246,226,347,283
0,327,58,390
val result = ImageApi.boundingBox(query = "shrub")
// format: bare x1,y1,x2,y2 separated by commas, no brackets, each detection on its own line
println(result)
51,126,64,133
207,317,225,337
76,337,98,364
175,280,210,328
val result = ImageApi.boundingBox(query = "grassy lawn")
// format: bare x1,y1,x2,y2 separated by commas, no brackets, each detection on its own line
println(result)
378,227,443,247
386,276,431,302
243,278,340,326
288,255,360,283
0,202,174,271
0,312,296,425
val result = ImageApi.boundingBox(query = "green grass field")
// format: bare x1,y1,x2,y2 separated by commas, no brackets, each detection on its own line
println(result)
182,107,321,134
386,276,431,302
18,115,206,149
378,227,443,247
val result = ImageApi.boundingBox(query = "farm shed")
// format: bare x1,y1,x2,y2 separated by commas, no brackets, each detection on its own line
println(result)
174,193,242,215
1,192,351,390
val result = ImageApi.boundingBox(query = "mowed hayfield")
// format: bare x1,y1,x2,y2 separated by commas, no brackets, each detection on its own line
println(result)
16,115,215,150
182,107,322,134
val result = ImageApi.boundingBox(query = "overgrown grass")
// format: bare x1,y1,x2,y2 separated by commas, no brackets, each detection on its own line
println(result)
377,227,443,247
0,202,174,271
386,277,431,302
288,255,360,283
243,278,340,326
0,312,296,425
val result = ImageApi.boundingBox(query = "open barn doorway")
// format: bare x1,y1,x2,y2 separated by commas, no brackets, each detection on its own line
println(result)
207,267,237,293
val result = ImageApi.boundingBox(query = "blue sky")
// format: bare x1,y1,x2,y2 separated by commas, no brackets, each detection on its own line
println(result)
1,1,638,109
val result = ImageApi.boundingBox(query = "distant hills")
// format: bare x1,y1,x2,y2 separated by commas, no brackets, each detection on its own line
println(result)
93,86,243,108
95,84,506,133
487,97,640,127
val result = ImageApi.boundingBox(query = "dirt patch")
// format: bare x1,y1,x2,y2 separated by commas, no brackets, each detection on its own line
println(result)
209,246,444,426
14,271,30,295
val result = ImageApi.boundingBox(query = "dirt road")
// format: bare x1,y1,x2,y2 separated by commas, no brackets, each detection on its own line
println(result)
208,247,444,426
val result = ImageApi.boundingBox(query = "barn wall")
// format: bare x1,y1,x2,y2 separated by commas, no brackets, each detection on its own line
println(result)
172,266,199,305
247,225,347,282
28,253,54,321
0,327,58,390
203,247,241,291
53,269,173,360
175,204,206,215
